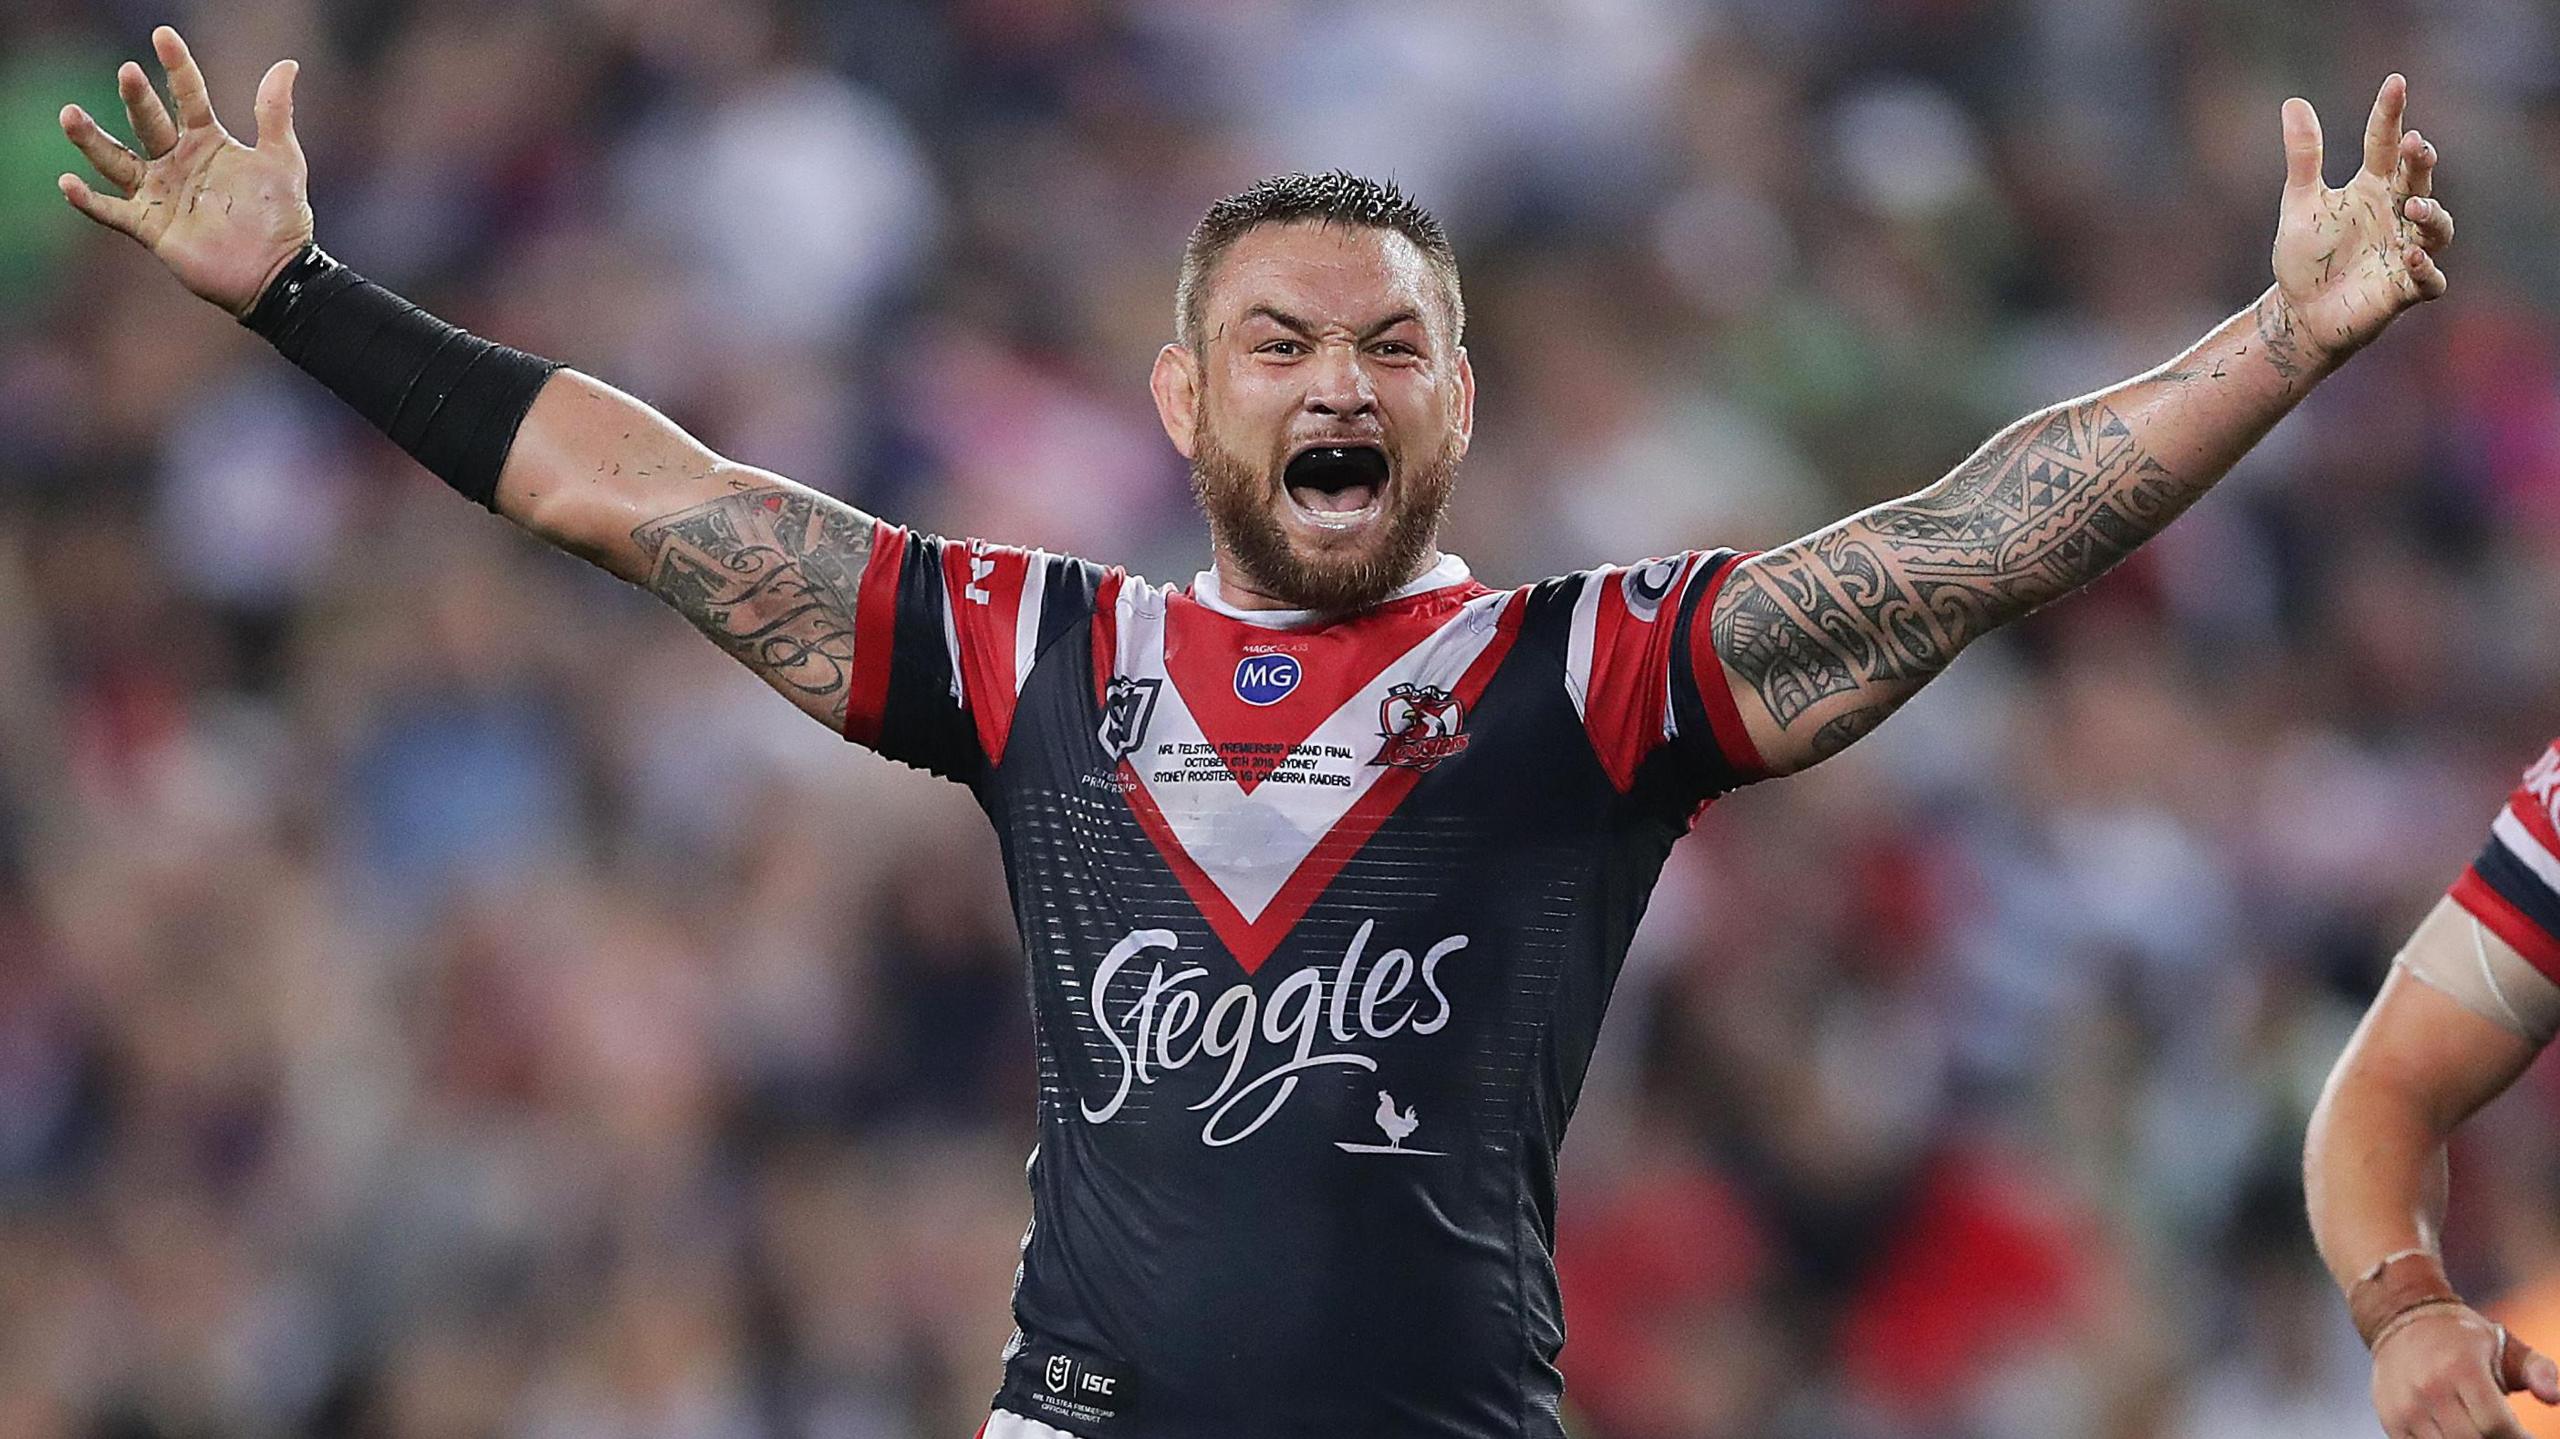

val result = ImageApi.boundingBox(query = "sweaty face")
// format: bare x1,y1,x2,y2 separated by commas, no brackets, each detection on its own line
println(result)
1163,223,1473,613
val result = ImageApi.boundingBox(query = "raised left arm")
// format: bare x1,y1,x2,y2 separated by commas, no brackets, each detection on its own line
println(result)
1711,75,2452,775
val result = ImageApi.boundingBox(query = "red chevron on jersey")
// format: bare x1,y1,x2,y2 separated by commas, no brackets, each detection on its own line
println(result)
1160,585,1493,792
1102,575,1519,973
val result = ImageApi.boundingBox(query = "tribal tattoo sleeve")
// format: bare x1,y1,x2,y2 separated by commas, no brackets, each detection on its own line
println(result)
1711,398,2205,769
631,485,878,730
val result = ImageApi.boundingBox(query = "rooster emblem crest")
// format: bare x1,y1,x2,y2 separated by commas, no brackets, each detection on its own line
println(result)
1335,1088,1446,1156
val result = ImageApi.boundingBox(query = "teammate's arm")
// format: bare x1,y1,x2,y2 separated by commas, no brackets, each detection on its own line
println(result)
1707,77,2454,776
2307,901,2560,1438
55,28,880,732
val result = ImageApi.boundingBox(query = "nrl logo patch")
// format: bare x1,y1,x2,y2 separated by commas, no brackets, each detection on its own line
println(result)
1373,682,1469,772
1098,676,1161,763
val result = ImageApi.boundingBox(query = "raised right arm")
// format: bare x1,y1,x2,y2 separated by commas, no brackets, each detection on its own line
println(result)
57,26,884,732
498,375,882,729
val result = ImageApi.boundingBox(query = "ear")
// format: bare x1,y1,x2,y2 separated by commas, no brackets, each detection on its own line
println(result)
1151,343,1201,460
1449,347,1476,462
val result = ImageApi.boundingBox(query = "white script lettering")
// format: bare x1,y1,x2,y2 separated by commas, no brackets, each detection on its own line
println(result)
1079,925,1470,1145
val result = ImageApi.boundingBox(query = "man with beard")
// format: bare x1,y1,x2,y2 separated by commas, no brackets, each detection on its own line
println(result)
57,27,2457,1437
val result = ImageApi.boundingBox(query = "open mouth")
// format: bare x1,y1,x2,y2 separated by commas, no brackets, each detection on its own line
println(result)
1283,444,1390,526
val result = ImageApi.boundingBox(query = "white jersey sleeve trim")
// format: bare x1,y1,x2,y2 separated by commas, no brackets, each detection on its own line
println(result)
2492,806,2560,896
1562,566,1608,720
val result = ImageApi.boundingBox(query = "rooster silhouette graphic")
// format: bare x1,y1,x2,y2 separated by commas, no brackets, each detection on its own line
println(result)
1341,1085,1443,1152
1334,1087,1445,1156
1374,1091,1420,1149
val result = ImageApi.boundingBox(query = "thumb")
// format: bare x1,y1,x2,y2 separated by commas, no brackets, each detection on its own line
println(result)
254,58,300,154
2495,1326,2560,1404
2280,97,2323,201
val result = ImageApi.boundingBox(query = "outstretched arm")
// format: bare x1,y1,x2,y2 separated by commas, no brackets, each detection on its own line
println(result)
57,27,881,732
498,377,882,727
2308,901,2560,1437
1710,76,2454,776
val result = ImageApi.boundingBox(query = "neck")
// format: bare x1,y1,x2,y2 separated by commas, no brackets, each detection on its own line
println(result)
1206,547,1448,613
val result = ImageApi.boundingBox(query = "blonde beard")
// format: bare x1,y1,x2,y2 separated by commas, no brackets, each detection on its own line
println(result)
1189,429,1457,614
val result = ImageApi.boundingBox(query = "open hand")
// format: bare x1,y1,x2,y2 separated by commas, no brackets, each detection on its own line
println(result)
2268,74,2453,372
56,26,312,317
2370,1304,2560,1439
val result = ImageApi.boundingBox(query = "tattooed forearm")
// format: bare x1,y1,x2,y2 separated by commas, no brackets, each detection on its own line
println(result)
1710,289,2336,773
2253,290,2314,387
1715,400,2200,736
631,487,876,726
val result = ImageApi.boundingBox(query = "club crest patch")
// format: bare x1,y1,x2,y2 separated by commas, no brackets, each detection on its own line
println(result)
1373,683,1469,772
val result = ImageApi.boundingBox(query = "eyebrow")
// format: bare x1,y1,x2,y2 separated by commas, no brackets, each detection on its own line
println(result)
1238,306,1427,343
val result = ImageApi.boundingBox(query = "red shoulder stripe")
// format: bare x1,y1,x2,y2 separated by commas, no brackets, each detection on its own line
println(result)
842,520,906,748
2451,865,2560,987
1686,555,1768,780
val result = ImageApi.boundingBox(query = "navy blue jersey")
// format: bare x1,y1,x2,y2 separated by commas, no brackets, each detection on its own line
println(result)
842,527,1763,1437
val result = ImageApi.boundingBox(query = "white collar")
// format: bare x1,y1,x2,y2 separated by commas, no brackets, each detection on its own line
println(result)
1189,553,1473,629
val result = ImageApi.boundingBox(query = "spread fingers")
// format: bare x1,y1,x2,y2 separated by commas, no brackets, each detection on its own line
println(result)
2400,127,2439,199
2362,72,2408,180
118,60,178,157
55,172,139,237
2405,195,2454,252
59,104,143,194
152,26,221,133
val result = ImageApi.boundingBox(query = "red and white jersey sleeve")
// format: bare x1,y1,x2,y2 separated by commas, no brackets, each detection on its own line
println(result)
2449,740,2560,983
1558,549,1766,798
840,524,1110,781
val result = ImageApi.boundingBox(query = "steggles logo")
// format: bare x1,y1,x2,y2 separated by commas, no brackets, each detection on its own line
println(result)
1081,922,1467,1147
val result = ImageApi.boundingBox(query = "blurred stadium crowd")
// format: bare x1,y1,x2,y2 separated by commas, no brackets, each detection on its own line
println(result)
8,0,2560,1435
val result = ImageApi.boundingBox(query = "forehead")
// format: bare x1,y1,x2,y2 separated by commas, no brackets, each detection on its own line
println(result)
1201,222,1452,336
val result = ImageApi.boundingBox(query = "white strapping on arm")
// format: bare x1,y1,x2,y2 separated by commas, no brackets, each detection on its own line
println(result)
2395,895,2560,1045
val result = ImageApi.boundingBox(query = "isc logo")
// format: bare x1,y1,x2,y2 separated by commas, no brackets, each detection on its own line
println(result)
1037,1351,1125,1410
1233,653,1301,706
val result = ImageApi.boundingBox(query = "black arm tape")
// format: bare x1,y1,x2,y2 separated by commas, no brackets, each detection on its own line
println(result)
242,246,562,510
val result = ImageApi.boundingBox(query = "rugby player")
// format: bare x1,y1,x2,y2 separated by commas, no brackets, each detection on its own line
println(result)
58,26,2457,1436
2309,743,2560,1439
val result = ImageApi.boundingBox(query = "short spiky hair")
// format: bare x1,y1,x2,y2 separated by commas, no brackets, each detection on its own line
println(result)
1175,171,1464,350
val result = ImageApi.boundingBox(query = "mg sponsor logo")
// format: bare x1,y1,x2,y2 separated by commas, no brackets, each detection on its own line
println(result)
1233,653,1301,706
